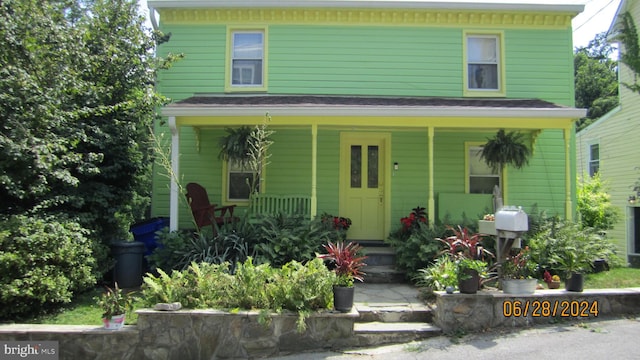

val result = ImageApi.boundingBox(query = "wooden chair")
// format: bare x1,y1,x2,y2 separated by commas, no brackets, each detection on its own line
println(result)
185,183,237,232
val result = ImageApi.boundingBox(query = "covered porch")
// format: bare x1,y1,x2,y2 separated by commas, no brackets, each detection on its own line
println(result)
159,95,585,236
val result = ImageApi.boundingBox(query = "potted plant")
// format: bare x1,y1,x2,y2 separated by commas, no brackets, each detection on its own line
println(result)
317,241,367,312
437,225,494,294
550,241,592,292
457,258,488,294
95,282,133,330
501,247,538,295
543,270,561,289
480,129,531,173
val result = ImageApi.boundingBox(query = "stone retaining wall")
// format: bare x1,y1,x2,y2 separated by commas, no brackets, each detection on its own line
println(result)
434,288,640,333
0,309,358,359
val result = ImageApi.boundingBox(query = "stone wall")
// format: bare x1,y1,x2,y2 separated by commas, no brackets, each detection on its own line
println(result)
0,309,358,360
434,288,640,333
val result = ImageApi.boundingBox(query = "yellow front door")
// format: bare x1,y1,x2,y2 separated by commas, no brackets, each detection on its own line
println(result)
340,133,389,241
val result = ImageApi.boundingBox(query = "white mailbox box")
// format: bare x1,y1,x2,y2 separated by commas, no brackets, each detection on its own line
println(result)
495,206,528,232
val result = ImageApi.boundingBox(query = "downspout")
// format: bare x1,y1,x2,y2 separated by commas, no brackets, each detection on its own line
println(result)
148,6,159,31
169,117,179,231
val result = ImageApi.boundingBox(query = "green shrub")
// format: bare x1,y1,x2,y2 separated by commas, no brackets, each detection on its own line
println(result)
414,255,458,291
255,213,333,267
0,215,96,320
528,219,623,277
385,221,447,279
146,228,191,272
577,174,620,231
141,258,334,332
148,219,257,272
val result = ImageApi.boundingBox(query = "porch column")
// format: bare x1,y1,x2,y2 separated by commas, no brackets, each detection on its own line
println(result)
311,124,318,218
428,126,435,226
169,116,179,231
564,128,573,221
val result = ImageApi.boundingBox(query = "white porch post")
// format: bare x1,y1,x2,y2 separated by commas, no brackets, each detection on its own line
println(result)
428,126,435,226
169,116,180,231
311,124,318,218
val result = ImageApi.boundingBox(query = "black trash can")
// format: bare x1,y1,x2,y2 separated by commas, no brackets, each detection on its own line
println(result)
111,241,145,288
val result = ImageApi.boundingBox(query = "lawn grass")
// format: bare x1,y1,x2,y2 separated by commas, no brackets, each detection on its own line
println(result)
584,267,640,289
19,267,640,326
25,286,145,326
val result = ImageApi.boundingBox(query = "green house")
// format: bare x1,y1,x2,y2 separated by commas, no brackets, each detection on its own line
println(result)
577,0,640,264
148,0,586,242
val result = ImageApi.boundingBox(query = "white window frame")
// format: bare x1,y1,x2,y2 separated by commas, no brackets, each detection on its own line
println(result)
224,160,259,203
588,143,600,177
226,28,267,92
464,31,505,97
466,143,501,194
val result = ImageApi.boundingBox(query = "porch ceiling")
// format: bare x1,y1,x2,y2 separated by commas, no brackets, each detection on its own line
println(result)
161,95,586,121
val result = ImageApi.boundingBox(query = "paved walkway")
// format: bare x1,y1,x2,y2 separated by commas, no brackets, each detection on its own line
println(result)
353,283,430,314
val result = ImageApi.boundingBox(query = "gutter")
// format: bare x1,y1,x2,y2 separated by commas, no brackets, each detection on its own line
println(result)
161,105,587,119
147,0,585,13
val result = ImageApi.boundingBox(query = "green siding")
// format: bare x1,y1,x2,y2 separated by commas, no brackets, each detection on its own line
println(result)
156,24,574,104
389,130,429,224
316,130,341,215
151,19,577,232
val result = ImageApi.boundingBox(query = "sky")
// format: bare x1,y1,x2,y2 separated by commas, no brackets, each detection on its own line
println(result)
138,0,623,48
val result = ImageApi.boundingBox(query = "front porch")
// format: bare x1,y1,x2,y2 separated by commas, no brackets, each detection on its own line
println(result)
157,95,584,233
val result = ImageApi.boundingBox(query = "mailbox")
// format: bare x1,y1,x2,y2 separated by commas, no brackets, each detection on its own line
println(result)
495,206,528,232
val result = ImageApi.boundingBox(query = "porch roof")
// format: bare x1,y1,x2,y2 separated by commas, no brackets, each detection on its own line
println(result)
162,95,586,119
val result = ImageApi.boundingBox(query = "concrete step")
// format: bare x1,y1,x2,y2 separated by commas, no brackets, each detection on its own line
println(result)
363,246,396,266
353,322,442,346
363,265,406,284
356,305,434,323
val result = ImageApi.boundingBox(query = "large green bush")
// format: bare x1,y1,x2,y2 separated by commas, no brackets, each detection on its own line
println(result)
528,219,623,278
577,174,620,232
0,215,97,320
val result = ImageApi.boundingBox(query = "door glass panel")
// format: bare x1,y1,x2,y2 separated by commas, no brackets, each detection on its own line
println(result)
367,145,379,188
350,145,361,188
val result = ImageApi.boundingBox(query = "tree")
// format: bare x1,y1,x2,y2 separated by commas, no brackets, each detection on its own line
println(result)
0,0,181,274
574,32,619,131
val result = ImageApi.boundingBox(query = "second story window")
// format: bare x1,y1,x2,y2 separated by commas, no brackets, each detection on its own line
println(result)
227,29,266,91
589,143,600,177
465,32,504,96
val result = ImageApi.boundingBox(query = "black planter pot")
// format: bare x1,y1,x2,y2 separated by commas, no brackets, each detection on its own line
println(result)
458,269,480,294
333,285,355,312
592,259,609,273
565,272,584,292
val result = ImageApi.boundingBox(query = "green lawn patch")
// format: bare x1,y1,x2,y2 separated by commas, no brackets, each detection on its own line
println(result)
584,267,640,289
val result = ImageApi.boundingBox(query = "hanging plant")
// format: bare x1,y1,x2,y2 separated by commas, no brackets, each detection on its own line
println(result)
218,126,255,168
480,129,531,172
